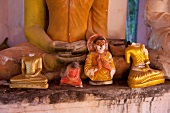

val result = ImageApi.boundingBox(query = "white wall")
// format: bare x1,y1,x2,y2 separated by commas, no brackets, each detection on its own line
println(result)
0,0,26,47
108,0,128,39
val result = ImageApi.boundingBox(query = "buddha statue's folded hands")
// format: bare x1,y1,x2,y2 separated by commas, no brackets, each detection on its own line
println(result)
24,68,42,78
51,40,88,54
47,40,87,64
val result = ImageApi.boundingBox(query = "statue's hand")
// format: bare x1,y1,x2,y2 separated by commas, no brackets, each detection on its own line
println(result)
102,60,112,71
48,41,71,52
97,56,102,69
46,40,87,64
52,40,87,63
145,59,150,64
56,53,86,64
70,40,87,54
50,40,87,54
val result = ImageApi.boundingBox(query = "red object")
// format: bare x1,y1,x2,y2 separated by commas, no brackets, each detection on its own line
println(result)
60,66,83,87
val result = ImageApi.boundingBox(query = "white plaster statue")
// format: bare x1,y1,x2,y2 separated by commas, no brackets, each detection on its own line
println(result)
145,0,170,54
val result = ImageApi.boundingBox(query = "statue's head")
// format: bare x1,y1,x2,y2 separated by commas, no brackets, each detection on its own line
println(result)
87,34,108,52
70,62,79,68
93,36,106,53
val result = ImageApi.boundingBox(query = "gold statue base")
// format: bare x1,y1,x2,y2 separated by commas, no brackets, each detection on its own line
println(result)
10,74,49,89
9,83,48,89
89,80,113,85
128,78,165,88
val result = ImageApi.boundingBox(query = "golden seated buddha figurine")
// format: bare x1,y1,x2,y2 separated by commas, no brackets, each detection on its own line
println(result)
9,54,48,89
125,42,165,88
84,35,116,85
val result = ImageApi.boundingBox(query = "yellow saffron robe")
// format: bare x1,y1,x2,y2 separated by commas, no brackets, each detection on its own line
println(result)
84,51,115,81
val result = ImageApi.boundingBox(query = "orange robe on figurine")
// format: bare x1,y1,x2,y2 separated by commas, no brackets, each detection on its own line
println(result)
60,62,83,87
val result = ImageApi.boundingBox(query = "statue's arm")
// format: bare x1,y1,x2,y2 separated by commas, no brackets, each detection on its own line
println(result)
125,49,131,64
86,0,108,39
77,68,81,79
21,58,26,75
108,53,116,70
24,0,54,53
34,57,43,76
100,53,115,71
142,45,150,64
84,53,98,76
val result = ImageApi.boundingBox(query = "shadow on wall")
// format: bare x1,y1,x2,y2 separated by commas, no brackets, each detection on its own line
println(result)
0,37,9,50
0,0,26,47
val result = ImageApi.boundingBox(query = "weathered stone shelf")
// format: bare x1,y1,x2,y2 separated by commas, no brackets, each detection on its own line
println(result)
1,80,170,113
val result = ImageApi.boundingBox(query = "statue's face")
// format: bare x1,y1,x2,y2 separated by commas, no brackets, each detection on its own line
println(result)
94,40,106,53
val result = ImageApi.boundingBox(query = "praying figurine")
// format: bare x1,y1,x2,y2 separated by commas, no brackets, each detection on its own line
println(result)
125,42,165,88
84,35,116,85
9,54,48,89
60,62,83,87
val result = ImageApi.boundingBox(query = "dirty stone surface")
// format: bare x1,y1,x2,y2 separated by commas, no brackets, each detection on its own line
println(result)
0,79,170,105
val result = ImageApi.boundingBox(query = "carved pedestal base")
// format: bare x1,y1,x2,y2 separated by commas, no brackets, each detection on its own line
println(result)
9,74,49,89
128,78,165,88
89,80,113,85
9,83,48,89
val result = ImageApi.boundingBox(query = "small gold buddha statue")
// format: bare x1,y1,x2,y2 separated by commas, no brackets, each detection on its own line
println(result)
84,35,116,85
125,42,165,88
9,54,48,89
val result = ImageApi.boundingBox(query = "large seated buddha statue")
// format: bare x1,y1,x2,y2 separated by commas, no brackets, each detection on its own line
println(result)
125,42,165,88
0,0,108,80
9,54,48,89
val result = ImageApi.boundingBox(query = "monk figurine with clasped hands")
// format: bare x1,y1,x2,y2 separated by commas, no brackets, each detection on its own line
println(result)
84,35,116,85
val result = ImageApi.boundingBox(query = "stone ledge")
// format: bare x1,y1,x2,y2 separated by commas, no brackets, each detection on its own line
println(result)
0,80,170,112
0,80,169,104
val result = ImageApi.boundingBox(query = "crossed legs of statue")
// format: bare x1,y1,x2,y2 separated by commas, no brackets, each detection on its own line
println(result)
0,42,86,81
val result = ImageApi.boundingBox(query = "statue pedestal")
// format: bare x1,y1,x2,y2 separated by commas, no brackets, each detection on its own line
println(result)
1,80,170,113
89,80,113,85
9,74,49,89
